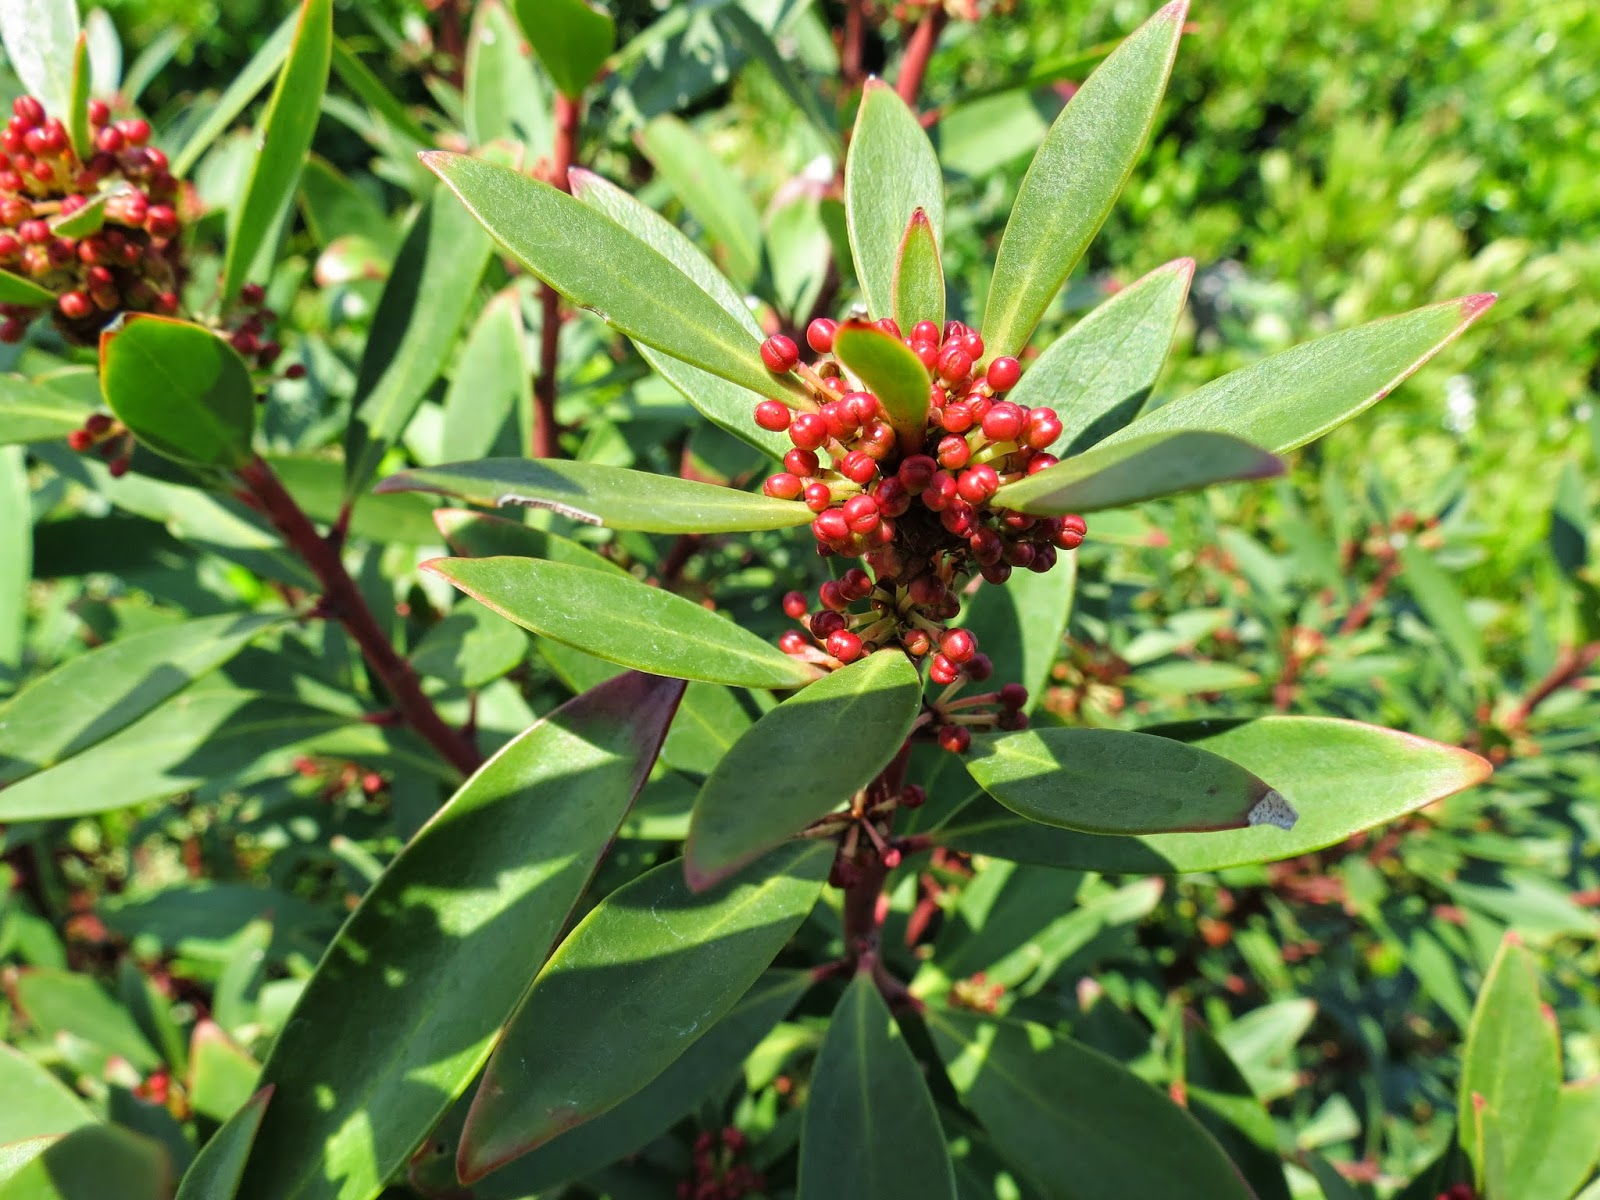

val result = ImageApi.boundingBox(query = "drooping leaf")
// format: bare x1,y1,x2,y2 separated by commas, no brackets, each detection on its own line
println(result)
440,289,531,462
960,552,1076,715
0,1043,96,1144
938,716,1492,872
99,315,257,470
0,1125,171,1200
0,0,79,115
221,0,333,300
513,0,615,99
380,458,813,533
460,842,829,1179
892,208,945,335
1106,295,1497,454
174,1087,275,1200
425,151,809,405
170,11,297,177
232,672,685,1200
0,267,63,308
929,1008,1255,1200
685,651,922,888
832,319,932,453
798,974,958,1200
846,79,944,320
465,0,554,153
1008,257,1193,454
423,556,820,689
993,430,1283,515
639,115,764,288
964,727,1291,835
981,2,1186,358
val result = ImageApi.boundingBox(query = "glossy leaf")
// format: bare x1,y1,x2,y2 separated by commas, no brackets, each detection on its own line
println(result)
0,267,60,308
465,0,553,153
960,552,1076,715
432,507,625,575
929,1008,1254,1200
381,458,812,533
423,556,820,689
460,842,829,1179
0,612,280,784
440,289,531,462
1107,295,1497,454
425,151,809,404
994,429,1283,515
847,79,944,320
1008,257,1193,454
0,1043,95,1143
640,115,764,288
893,208,945,335
514,0,615,99
99,315,257,469
232,672,685,1200
221,0,332,300
344,181,496,498
0,1125,170,1200
964,727,1291,835
982,3,1186,358
685,651,922,888
174,1087,274,1200
0,0,78,114
170,11,296,177
938,716,1492,872
799,974,957,1200
832,319,932,453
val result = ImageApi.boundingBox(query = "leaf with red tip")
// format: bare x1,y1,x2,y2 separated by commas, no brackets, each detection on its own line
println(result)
1108,295,1497,454
832,319,933,454
892,208,945,335
981,2,1188,358
459,842,829,1180
995,429,1283,514
847,78,944,320
231,672,685,1200
174,1086,275,1200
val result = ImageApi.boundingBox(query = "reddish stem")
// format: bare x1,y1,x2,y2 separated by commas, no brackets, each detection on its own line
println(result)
841,0,867,92
841,741,913,983
1504,641,1599,731
236,458,483,778
433,0,467,89
532,92,584,459
894,8,949,110
1337,553,1401,636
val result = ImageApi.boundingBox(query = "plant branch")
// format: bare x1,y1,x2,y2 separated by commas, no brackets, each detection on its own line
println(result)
532,92,584,459
841,740,913,974
841,0,867,93
894,8,949,110
1503,641,1599,731
236,458,483,778
1337,552,1401,636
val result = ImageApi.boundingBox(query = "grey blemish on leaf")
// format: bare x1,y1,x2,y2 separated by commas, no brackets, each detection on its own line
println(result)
1247,790,1298,831
496,494,605,526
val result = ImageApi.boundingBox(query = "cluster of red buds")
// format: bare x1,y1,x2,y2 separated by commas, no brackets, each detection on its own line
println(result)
1,95,185,344
758,313,1086,750
677,1127,764,1200
225,282,297,377
65,411,134,476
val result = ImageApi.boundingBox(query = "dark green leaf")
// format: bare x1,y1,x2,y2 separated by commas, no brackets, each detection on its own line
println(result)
0,267,60,307
99,315,256,469
960,553,1076,714
639,115,764,288
232,672,684,1200
799,974,957,1200
514,0,615,99
0,1125,171,1200
0,1043,96,1143
994,430,1283,514
893,207,945,335
460,842,829,1179
685,651,922,888
174,1087,274,1200
170,11,296,177
832,319,932,454
1181,1017,1293,1200
981,3,1186,358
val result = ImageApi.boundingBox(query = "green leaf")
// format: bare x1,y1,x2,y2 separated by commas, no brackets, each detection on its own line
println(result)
232,671,684,1200
965,727,1290,835
188,1022,262,1123
99,315,257,470
981,3,1186,358
439,292,529,462
465,0,554,153
832,319,932,454
410,604,527,689
0,448,26,671
0,1043,96,1143
0,375,94,446
893,207,945,335
799,974,957,1200
170,11,296,178
222,0,333,300
0,1125,170,1200
513,0,615,99
0,267,59,308
0,613,280,784
960,552,1076,715
49,190,109,239
846,79,944,320
423,556,820,689
432,507,625,574
380,458,813,533
11,968,161,1070
67,31,91,161
0,0,79,115
929,1008,1254,1200
459,842,829,1179
1398,542,1485,675
639,115,764,288
1106,295,1497,454
1181,1017,1293,1200
938,716,1492,872
1008,257,1193,454
343,180,496,499
328,39,434,150
993,430,1283,515
685,651,922,888
1521,1080,1600,1200
174,1087,274,1200
425,152,809,405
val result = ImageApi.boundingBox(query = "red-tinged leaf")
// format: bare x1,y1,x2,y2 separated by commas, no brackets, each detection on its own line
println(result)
832,319,932,454
893,208,945,334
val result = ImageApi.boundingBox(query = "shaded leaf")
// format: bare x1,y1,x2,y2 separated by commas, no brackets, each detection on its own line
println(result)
0,1125,170,1200
174,1087,275,1200
514,0,615,99
432,507,624,574
847,79,944,320
440,289,531,463
960,549,1076,715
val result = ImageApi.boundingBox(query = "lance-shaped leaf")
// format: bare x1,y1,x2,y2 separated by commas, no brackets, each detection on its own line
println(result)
67,32,91,160
424,556,820,689
798,974,957,1200
1180,1017,1294,1200
937,716,1492,872
0,1043,95,1143
440,288,530,463
685,651,922,889
981,2,1187,359
221,0,332,300
929,1009,1255,1200
964,727,1291,835
514,0,615,99
0,267,56,307
424,152,809,405
893,208,944,334
465,0,554,153
0,0,78,114
170,11,296,177
0,1125,171,1200
994,429,1283,515
344,180,497,499
100,315,257,469
960,552,1076,716
460,842,829,1179
174,1086,274,1200
1008,257,1193,455
231,672,685,1200
847,79,944,320
381,459,813,533
433,507,625,575
1107,294,1497,454
640,115,764,289
832,319,932,454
